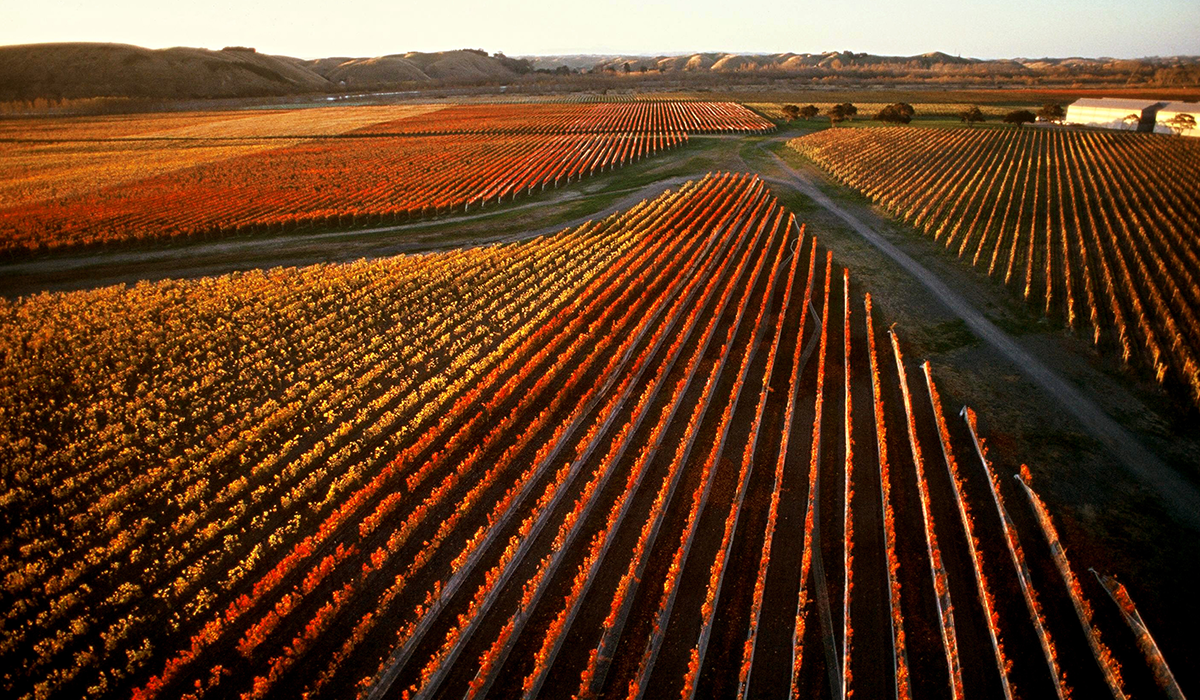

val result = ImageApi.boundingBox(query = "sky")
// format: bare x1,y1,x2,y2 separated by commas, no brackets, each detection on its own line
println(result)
3,0,1198,59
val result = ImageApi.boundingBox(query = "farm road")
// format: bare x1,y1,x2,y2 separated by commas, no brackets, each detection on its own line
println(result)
759,145,1200,533
0,175,696,298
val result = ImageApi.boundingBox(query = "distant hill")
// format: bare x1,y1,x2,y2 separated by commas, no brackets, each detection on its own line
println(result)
527,50,1199,77
0,43,520,101
0,43,332,100
310,50,521,90
2,43,1198,103
525,51,981,73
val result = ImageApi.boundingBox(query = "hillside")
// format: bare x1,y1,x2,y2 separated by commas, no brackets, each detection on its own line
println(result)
530,50,1200,82
575,50,978,72
3,43,1198,104
0,44,519,101
0,43,332,100
307,50,519,89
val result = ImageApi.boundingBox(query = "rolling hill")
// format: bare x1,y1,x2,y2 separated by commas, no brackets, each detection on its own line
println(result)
529,50,1199,78
0,43,520,101
0,43,332,100
2,42,1198,103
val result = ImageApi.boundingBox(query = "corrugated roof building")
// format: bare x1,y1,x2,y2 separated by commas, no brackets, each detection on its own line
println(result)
1155,102,1200,137
1065,98,1164,132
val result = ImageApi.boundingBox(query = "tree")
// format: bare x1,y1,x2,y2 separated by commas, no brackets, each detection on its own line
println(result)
1165,113,1196,136
838,102,858,121
1037,103,1065,123
826,103,850,127
799,104,820,120
623,62,631,74
1003,110,1037,127
1122,113,1142,130
959,106,987,127
492,52,533,74
875,102,915,124
781,104,801,121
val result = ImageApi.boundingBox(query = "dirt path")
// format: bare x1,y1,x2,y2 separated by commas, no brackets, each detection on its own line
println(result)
759,145,1200,533
0,175,697,298
492,175,696,243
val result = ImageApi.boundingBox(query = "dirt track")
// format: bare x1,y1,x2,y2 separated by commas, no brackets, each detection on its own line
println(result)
759,145,1200,533
0,175,696,298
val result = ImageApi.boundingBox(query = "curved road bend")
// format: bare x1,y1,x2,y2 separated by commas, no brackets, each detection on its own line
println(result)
761,146,1200,533
0,175,698,298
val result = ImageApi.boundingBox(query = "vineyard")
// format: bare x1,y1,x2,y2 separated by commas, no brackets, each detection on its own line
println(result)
355,102,774,135
0,105,445,208
0,132,686,253
0,172,1179,699
0,101,770,255
791,127,1200,409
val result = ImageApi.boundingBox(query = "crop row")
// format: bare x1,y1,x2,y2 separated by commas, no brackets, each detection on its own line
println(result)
0,174,737,699
374,175,785,700
221,175,758,700
0,131,685,254
0,105,447,210
381,182,742,700
792,126,1200,408
578,190,784,700
358,101,775,135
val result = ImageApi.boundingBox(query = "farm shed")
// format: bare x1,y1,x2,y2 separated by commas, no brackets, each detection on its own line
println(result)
1065,97,1163,132
1155,101,1200,137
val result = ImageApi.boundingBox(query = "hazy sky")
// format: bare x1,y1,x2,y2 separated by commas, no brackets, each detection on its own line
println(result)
4,0,1198,59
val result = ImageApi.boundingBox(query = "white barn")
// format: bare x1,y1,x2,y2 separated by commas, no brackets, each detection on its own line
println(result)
1154,102,1200,137
1065,98,1163,132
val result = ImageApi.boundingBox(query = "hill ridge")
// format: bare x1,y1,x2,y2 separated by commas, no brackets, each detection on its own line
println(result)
2,42,1198,102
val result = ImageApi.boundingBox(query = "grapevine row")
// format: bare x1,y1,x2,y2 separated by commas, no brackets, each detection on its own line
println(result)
793,127,1200,408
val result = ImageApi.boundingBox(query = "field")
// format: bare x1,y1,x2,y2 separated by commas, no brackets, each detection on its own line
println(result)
0,132,687,253
0,105,445,207
791,126,1200,410
0,102,770,255
354,102,775,134
2,90,1197,700
1,170,1184,700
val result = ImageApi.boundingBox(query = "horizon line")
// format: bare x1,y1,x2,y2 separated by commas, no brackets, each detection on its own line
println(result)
1,40,1198,64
